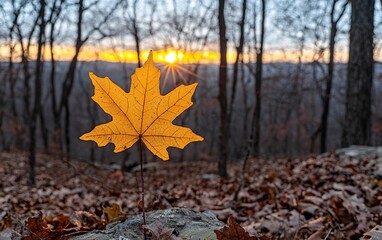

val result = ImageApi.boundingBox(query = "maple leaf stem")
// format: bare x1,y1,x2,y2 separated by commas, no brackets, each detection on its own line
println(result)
139,137,147,240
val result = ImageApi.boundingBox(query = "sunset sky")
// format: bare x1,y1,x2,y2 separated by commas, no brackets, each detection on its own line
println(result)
1,0,381,65
0,43,373,64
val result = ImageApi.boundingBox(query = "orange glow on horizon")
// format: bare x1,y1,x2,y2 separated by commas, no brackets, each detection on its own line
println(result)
0,45,376,64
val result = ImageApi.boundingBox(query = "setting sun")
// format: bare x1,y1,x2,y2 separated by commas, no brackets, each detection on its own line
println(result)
165,51,177,64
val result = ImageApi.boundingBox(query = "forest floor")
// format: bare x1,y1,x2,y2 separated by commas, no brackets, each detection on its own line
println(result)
0,150,381,239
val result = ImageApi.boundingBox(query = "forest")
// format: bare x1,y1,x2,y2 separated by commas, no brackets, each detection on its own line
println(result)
1,0,382,239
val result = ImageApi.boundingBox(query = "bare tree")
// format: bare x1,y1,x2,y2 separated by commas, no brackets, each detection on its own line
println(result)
234,0,266,198
158,0,215,161
218,0,228,177
47,0,66,154
8,0,40,148
342,0,374,146
252,0,266,157
7,1,24,119
319,0,348,152
50,0,121,157
29,0,46,186
121,0,157,67
228,0,247,126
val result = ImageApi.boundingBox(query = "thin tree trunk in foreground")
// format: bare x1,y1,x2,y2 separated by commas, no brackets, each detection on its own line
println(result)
320,0,347,153
29,0,45,186
253,0,266,157
218,0,228,177
228,0,247,123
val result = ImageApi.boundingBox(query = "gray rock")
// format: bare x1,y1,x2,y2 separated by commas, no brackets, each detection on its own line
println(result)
335,145,382,179
200,174,220,180
335,145,382,159
70,208,224,240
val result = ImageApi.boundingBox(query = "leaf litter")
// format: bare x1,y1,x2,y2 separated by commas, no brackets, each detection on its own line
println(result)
0,151,381,239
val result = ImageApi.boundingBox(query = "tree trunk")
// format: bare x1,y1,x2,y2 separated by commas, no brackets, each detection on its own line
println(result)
9,4,21,119
134,29,141,68
228,0,247,124
40,110,49,153
64,103,71,158
320,30,335,153
0,61,5,149
239,61,249,158
59,0,84,158
320,0,347,153
253,0,266,157
16,13,38,149
8,44,17,118
132,0,141,67
218,0,228,177
49,6,62,155
28,0,45,186
342,0,374,147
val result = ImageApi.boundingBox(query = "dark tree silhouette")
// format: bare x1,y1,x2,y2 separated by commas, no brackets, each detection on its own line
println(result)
342,0,374,147
47,0,65,155
319,0,347,153
51,0,121,158
228,0,247,126
28,0,46,186
253,0,266,157
218,0,228,177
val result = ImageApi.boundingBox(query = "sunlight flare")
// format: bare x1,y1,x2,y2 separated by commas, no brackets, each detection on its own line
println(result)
165,51,177,64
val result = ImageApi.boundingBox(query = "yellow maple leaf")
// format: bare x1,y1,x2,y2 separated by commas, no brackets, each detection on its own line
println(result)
80,51,203,160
